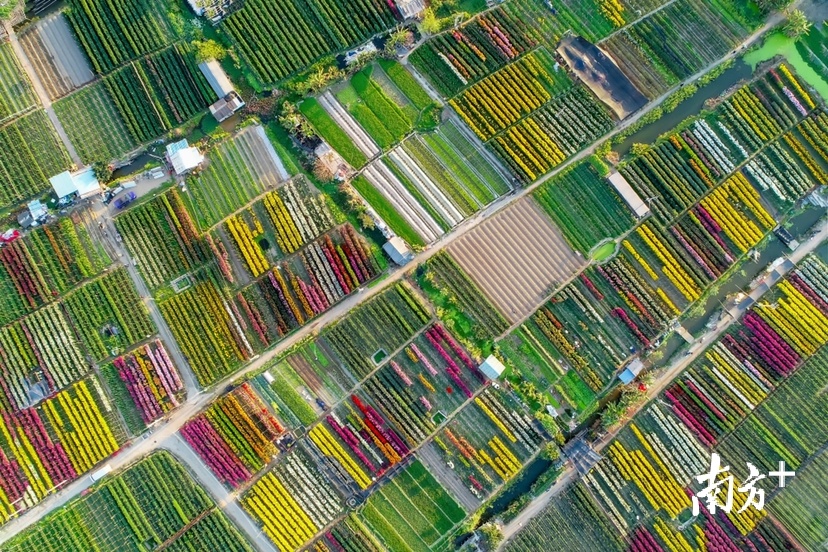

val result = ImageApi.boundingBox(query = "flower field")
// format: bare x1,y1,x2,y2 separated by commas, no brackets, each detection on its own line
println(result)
0,110,71,212
410,7,538,97
504,481,624,552
0,303,88,410
103,44,214,143
116,189,210,288
53,82,138,164
181,382,284,488
664,255,828,449
621,66,814,225
0,375,126,520
0,214,107,325
323,282,431,379
63,268,155,361
223,0,396,84
447,198,586,322
101,340,185,435
1,451,253,551
418,251,510,341
433,387,545,497
311,514,383,552
184,125,291,230
533,159,636,254
261,177,335,256
0,43,37,124
358,459,466,552
242,447,343,551
64,0,174,74
159,274,252,387
233,224,380,342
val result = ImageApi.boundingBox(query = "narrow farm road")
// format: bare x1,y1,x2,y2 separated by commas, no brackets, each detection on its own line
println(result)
160,434,279,552
0,11,795,545
498,219,827,548
4,23,83,167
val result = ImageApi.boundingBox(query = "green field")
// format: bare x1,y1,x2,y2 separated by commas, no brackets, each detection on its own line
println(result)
361,460,465,552
0,42,37,122
54,82,137,164
352,175,424,247
300,97,368,168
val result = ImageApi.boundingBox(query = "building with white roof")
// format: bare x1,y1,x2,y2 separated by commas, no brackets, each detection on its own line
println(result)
166,139,204,176
479,355,506,380
383,236,413,265
607,172,650,218
49,167,102,200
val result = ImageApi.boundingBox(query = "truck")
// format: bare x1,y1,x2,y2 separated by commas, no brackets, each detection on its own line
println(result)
114,192,137,210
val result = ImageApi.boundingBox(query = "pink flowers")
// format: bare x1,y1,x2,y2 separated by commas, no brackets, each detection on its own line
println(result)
181,418,250,487
115,341,184,425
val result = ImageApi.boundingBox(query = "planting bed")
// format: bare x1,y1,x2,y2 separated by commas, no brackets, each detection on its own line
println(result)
63,268,155,361
116,189,210,288
0,110,70,211
223,0,396,83
18,13,94,100
359,459,465,552
185,125,290,230
533,159,635,254
447,198,585,322
64,0,175,74
181,382,284,488
101,340,185,435
54,82,137,164
301,96,371,168
1,451,252,551
0,43,37,123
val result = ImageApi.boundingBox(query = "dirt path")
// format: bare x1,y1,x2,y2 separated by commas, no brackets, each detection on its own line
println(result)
5,22,83,167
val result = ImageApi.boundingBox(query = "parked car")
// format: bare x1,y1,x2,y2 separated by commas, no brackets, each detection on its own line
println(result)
114,192,137,210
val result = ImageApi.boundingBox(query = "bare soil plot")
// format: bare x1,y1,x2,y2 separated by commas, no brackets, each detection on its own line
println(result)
447,198,586,323
19,14,94,100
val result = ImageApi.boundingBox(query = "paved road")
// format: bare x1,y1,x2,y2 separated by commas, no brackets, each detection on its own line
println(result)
0,8,797,544
161,434,278,552
499,218,827,547
4,22,83,167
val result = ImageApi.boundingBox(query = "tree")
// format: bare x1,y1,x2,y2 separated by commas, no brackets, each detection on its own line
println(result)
630,142,649,156
479,522,504,549
783,9,811,38
757,0,793,12
92,161,113,184
312,158,335,182
0,0,19,20
541,442,560,461
193,39,227,63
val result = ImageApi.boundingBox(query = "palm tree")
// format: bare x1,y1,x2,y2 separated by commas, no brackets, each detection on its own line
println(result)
783,9,812,38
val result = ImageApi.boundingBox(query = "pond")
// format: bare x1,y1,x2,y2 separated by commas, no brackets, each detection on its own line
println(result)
477,456,553,525
743,32,828,102
613,60,753,156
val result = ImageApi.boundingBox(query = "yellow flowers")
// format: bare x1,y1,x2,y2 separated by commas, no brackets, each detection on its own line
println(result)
475,397,516,443
779,64,815,109
700,175,770,253
244,472,317,551
610,441,691,519
264,191,304,254
637,224,701,301
599,0,625,27
309,424,371,489
623,240,659,280
226,212,269,277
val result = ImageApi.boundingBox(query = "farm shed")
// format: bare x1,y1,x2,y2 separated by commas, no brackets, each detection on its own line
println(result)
479,355,506,380
209,92,245,122
395,0,426,18
618,358,644,384
607,172,650,218
49,168,102,200
166,139,204,176
556,35,648,120
383,236,413,265
199,60,236,99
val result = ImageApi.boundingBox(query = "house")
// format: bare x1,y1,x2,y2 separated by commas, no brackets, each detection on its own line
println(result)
199,60,245,121
185,0,240,22
479,355,506,380
315,142,349,181
49,168,101,201
344,42,377,66
618,358,644,384
166,139,204,176
383,236,413,265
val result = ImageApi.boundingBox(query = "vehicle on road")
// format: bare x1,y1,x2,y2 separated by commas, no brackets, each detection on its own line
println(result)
114,192,137,210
